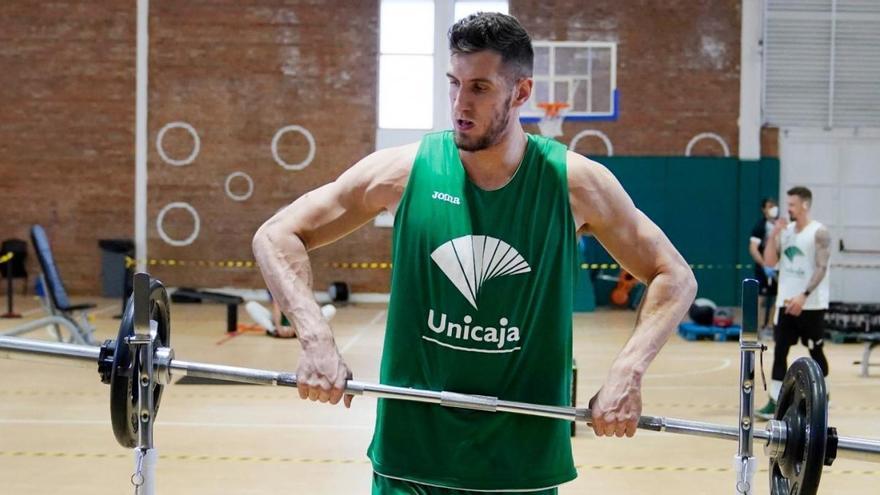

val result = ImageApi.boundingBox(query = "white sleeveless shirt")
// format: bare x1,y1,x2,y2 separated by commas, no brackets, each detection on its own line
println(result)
776,220,830,310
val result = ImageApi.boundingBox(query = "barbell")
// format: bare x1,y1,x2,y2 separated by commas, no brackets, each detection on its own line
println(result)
0,274,879,495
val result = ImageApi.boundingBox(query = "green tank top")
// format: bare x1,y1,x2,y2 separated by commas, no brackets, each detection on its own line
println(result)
367,131,577,491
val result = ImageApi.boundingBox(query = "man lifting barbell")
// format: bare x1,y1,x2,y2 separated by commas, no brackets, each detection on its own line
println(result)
252,12,697,494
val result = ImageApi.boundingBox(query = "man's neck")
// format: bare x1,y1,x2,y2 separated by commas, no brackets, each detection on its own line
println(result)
795,215,811,231
459,126,528,190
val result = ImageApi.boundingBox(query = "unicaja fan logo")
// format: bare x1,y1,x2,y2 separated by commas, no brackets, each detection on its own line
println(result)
423,235,530,354
430,235,531,309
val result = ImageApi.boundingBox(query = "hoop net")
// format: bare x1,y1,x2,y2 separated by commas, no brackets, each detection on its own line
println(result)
536,102,569,138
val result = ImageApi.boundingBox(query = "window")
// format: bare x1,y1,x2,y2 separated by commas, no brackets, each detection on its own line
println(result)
375,1,509,227
763,0,880,128
378,0,434,129
377,0,510,133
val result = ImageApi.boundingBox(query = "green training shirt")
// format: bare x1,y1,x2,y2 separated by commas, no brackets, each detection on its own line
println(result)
368,131,578,491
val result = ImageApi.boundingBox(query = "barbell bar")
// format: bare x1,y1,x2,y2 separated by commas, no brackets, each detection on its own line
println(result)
2,333,879,464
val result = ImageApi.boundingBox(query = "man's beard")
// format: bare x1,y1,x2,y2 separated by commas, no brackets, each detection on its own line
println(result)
454,96,512,152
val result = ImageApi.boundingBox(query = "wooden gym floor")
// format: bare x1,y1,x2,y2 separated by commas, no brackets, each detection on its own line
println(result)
1,296,878,494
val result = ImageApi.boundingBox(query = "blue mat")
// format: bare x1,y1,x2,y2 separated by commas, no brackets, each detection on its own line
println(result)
678,322,742,342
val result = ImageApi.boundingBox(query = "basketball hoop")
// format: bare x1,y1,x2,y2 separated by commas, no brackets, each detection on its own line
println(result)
536,102,569,138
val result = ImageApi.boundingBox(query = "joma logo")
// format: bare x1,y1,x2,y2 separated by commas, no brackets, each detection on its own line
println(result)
432,191,461,205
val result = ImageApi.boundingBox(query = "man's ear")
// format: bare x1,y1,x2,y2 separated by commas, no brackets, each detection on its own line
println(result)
511,77,533,108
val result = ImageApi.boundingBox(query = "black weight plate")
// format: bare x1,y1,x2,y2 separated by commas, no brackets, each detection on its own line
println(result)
109,277,171,448
769,357,828,495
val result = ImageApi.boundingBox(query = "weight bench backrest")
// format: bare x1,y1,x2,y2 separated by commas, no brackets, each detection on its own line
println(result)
30,225,72,311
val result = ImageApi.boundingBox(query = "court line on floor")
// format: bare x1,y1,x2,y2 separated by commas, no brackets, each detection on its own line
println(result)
20,306,45,317
0,303,116,325
0,450,876,475
0,450,371,464
339,309,386,354
573,380,880,389
644,358,732,379
0,389,306,401
90,303,119,315
0,418,371,430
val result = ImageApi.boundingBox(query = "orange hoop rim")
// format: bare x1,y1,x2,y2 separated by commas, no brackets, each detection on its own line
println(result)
536,101,570,118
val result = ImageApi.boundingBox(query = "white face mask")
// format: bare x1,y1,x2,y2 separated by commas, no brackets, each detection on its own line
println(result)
768,206,779,219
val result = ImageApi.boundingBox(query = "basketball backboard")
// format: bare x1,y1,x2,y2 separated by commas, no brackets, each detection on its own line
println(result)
521,41,619,123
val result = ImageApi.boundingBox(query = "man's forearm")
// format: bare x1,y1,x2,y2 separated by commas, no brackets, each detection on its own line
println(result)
253,225,336,351
804,266,827,294
764,234,780,267
613,267,697,378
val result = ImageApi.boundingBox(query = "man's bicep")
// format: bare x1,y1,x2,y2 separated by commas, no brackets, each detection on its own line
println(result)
577,164,685,283
815,227,832,265
592,208,684,284
259,182,374,253
264,151,403,251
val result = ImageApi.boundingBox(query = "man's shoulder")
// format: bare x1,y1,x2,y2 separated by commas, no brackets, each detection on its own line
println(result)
564,150,613,184
342,143,419,213
812,222,831,242
364,142,419,183
370,142,420,166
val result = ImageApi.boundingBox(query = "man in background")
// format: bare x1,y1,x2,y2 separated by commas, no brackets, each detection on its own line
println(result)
757,187,831,420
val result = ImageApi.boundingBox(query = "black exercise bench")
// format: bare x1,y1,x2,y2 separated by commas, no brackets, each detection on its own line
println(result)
171,288,243,333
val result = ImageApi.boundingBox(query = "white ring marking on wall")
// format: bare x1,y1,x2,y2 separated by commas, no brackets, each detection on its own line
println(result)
156,202,201,247
569,130,614,156
271,125,316,170
224,171,254,202
156,122,201,166
685,132,731,157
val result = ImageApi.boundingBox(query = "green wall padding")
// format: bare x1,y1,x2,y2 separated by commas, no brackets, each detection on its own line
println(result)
580,156,780,307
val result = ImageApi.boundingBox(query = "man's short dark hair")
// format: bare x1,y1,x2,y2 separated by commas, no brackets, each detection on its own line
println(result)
448,12,533,82
787,186,812,204
761,197,776,209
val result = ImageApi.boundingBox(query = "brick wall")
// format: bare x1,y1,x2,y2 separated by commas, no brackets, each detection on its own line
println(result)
0,2,136,296
145,1,382,293
1,1,778,295
0,1,384,295
513,0,756,158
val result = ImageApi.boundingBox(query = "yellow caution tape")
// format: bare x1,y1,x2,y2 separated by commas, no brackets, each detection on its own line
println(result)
125,256,259,270
588,263,756,272
327,262,393,270
120,255,880,273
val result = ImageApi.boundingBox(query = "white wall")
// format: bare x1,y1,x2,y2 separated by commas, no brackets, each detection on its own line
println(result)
780,128,880,303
